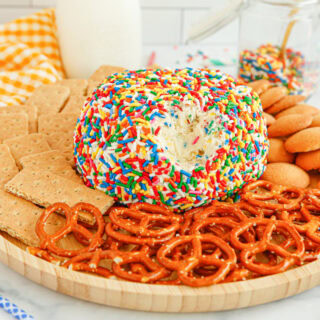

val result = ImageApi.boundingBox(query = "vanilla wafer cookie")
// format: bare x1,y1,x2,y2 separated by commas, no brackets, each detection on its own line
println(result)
260,87,286,110
266,95,306,115
285,127,320,153
267,138,294,163
247,80,271,95
262,112,275,126
275,104,319,118
310,113,320,127
296,150,320,171
268,114,313,138
261,162,310,188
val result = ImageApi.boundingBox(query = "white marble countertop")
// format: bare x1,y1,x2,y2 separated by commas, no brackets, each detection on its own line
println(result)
0,45,320,320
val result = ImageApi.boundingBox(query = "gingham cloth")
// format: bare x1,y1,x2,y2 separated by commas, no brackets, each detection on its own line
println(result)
0,296,34,320
0,8,65,107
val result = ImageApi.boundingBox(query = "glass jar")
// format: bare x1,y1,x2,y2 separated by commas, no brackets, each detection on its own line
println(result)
238,0,320,97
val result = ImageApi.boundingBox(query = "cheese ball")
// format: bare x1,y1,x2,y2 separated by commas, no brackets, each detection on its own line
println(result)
74,68,268,211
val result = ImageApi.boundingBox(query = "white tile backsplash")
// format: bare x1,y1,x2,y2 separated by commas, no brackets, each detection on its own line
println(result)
0,0,30,6
142,9,182,45
0,0,237,46
140,0,212,8
183,9,239,44
31,0,55,7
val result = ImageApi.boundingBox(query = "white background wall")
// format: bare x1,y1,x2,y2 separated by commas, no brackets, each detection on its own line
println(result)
0,0,238,46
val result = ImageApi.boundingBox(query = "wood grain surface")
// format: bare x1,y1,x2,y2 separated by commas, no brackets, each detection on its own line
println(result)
0,232,319,312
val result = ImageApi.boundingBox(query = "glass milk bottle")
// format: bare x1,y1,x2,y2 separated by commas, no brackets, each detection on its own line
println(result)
56,0,142,78
238,0,320,97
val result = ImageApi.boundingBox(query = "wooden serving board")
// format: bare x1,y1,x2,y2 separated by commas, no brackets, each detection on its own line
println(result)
0,232,319,312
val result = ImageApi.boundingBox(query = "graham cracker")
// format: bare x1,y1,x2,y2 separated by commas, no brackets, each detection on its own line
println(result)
89,65,125,82
0,105,38,133
0,190,66,246
61,95,87,114
38,113,78,138
0,144,19,186
26,85,70,116
87,80,100,96
61,148,75,167
4,133,51,168
56,79,88,96
5,168,114,224
38,113,77,162
0,114,28,142
20,150,82,184
44,132,73,155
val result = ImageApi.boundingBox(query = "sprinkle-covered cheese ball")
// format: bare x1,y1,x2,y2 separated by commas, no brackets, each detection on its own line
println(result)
74,68,268,211
239,43,305,95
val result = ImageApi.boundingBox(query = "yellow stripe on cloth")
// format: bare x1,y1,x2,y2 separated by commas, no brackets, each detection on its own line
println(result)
0,8,65,107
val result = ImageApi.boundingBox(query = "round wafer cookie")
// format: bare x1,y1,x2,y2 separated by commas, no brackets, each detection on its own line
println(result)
310,113,320,127
296,149,320,171
261,162,310,188
275,104,319,119
260,87,287,110
268,114,313,138
285,127,320,153
266,95,306,115
263,112,275,126
247,79,271,95
268,138,294,163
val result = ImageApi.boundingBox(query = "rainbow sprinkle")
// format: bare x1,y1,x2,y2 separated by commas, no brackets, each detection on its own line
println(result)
74,68,268,211
239,43,305,95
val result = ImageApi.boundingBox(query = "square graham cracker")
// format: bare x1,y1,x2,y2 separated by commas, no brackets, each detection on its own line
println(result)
4,133,51,168
26,85,70,116
48,134,73,154
20,150,82,184
0,190,66,246
61,95,87,114
38,113,77,159
89,65,125,82
38,113,78,138
0,114,28,142
0,144,19,186
56,79,88,96
4,169,114,224
0,105,37,133
87,80,101,96
61,148,75,167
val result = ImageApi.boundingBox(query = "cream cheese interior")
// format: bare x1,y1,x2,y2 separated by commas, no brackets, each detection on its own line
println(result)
151,99,225,171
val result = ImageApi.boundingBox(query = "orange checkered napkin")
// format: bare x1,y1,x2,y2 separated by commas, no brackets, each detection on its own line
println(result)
0,8,65,107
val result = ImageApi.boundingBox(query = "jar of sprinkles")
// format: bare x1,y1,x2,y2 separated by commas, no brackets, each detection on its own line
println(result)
238,0,320,97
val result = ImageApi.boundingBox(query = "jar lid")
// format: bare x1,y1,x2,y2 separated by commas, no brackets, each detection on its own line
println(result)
186,0,247,43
